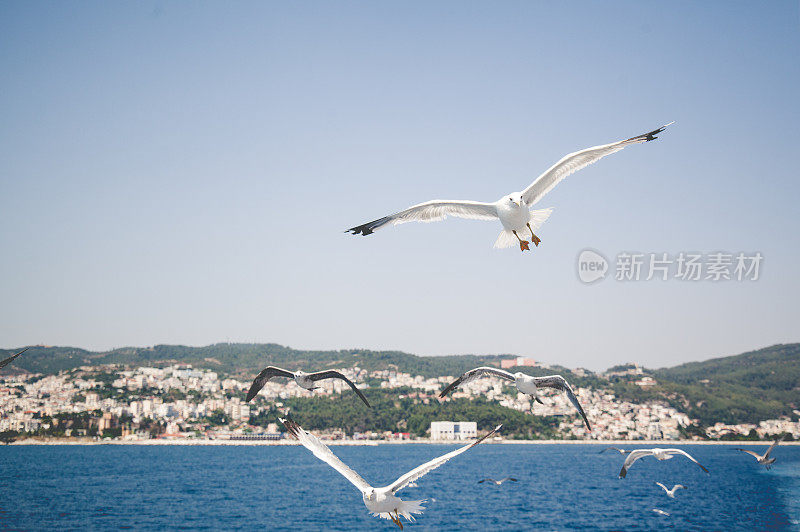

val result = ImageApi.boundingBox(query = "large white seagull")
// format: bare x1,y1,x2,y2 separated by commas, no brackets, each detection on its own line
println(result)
347,123,672,251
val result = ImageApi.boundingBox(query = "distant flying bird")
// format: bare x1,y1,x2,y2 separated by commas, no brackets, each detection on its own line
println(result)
246,366,370,407
346,123,672,251
281,417,501,529
618,448,709,478
439,368,591,430
652,509,670,517
478,477,518,485
734,436,784,469
600,446,632,455
0,348,28,371
655,482,687,498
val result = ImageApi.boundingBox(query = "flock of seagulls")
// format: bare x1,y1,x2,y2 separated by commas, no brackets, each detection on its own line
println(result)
346,123,673,251
1,123,790,528
240,356,789,527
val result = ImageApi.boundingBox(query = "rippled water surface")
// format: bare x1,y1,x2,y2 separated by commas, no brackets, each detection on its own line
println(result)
0,443,798,530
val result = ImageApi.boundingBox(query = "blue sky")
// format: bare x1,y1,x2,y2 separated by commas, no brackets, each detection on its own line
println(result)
1,2,798,370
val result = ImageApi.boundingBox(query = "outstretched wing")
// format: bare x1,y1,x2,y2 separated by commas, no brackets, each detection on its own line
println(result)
478,478,494,484
521,123,673,205
502,477,518,483
619,449,653,478
764,435,784,459
245,366,296,402
346,200,498,236
600,446,628,454
386,425,502,493
439,367,516,398
655,482,668,492
280,417,372,493
533,375,591,431
734,448,762,460
664,449,709,473
0,348,28,370
308,370,371,408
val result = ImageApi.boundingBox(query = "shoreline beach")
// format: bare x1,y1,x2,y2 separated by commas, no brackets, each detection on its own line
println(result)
7,437,796,447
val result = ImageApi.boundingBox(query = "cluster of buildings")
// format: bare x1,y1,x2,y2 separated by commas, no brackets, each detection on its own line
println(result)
0,362,797,441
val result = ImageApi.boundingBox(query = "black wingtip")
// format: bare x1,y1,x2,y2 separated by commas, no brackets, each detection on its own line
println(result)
346,224,375,236
279,417,301,439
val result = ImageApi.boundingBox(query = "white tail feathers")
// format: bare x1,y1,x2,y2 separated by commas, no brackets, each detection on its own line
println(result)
372,499,426,522
493,208,553,249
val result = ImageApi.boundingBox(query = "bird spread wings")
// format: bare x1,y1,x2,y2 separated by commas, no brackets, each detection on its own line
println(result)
533,375,591,431
246,366,296,402
346,200,498,236
655,482,669,492
0,348,28,370
385,425,502,494
521,123,673,206
280,417,372,493
664,449,709,473
308,370,371,407
439,367,516,398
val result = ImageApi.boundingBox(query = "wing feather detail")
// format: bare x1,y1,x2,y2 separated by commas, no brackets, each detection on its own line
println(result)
619,449,653,478
439,367,516,398
386,425,501,493
521,123,672,205
246,366,296,402
280,417,372,493
0,348,28,371
533,375,591,430
346,200,498,236
308,370,371,408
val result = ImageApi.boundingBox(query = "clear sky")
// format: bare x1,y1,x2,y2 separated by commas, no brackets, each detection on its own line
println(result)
1,2,798,370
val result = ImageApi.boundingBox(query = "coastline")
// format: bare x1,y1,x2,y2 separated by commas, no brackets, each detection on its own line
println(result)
6,438,796,447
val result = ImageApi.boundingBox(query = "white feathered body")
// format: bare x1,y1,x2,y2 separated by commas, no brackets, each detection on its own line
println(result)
293,372,315,390
514,372,542,401
363,490,425,522
494,202,553,249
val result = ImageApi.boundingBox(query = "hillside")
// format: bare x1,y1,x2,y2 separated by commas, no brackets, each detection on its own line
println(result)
0,343,513,379
2,342,798,428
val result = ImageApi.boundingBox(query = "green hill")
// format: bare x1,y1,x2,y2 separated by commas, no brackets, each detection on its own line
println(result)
0,343,513,379
2,341,798,428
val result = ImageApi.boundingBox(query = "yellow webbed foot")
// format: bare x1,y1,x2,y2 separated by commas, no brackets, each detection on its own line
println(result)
519,240,530,251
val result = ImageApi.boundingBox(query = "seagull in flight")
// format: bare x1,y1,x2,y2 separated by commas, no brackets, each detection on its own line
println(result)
478,477,518,485
0,348,28,371
246,366,370,407
346,123,672,251
734,436,784,469
655,482,687,498
439,367,591,431
281,417,501,529
618,448,709,478
600,446,632,454
652,508,670,517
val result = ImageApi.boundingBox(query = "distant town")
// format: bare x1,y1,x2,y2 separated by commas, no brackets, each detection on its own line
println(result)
2,355,797,444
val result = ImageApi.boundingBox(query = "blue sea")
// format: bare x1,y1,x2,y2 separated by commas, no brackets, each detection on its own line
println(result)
0,443,798,530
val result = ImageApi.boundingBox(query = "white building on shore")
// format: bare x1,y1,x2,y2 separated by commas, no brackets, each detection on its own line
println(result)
430,421,477,440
